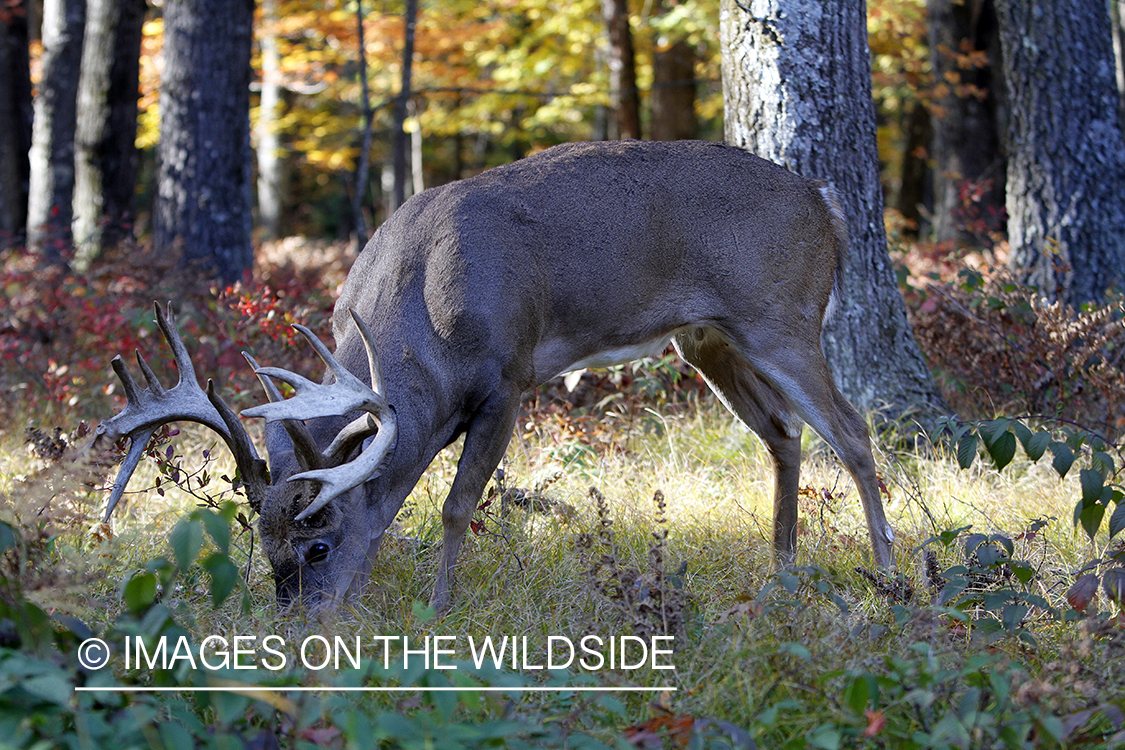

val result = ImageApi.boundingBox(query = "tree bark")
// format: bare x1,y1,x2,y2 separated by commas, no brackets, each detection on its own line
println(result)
896,100,931,236
256,0,284,240
389,0,416,216
995,0,1125,304
603,0,640,140
0,3,33,244
651,38,697,141
720,0,947,426
73,0,145,265
1112,0,1124,128
26,0,85,262
155,0,254,283
927,0,1006,247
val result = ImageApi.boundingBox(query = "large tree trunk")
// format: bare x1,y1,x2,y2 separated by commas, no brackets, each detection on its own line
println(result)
995,0,1125,304
26,0,85,262
0,2,33,244
720,0,947,426
155,0,254,282
602,0,640,140
256,0,284,240
73,0,145,265
927,0,1006,247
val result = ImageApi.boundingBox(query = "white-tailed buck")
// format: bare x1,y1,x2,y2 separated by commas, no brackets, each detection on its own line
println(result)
95,140,896,613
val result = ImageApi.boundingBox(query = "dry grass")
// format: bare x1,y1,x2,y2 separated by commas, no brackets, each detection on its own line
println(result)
3,387,1121,744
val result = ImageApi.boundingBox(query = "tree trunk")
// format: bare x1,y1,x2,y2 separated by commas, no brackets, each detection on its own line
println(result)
995,0,1125,304
896,100,931,236
0,3,33,244
73,0,145,265
720,0,948,426
1112,0,1124,128
155,0,254,283
256,0,284,240
603,0,640,140
651,38,697,141
389,0,416,216
26,0,85,262
927,0,1006,247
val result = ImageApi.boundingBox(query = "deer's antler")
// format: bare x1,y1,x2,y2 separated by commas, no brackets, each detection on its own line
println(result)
94,302,270,517
242,309,396,521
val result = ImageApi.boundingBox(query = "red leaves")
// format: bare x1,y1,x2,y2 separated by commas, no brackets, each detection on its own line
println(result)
625,712,697,749
1066,573,1100,613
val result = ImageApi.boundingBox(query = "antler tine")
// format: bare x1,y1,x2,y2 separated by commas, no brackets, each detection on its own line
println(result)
239,318,397,521
93,302,268,520
348,308,385,395
243,351,326,472
154,301,199,387
103,426,157,521
206,379,270,511
291,405,395,521
110,355,144,407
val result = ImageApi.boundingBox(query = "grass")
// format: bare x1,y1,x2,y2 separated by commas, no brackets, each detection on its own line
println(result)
3,389,1125,748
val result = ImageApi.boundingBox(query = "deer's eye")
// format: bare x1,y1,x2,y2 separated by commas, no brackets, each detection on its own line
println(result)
305,542,330,566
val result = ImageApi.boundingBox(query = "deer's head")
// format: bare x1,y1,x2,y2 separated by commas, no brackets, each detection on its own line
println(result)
94,303,396,614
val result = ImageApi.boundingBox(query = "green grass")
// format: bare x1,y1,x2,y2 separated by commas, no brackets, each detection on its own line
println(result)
3,395,1124,749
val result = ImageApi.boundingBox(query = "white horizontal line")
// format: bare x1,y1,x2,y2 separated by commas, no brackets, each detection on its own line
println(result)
75,686,676,693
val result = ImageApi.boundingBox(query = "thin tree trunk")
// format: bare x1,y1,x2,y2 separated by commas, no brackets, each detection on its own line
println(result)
410,100,423,195
995,0,1125,304
896,100,931,236
603,0,640,140
26,0,85,262
155,0,254,282
651,38,697,141
256,0,284,240
390,0,417,216
649,0,696,141
927,0,1006,247
1112,0,1124,129
73,0,145,266
721,0,948,426
351,0,372,247
0,3,33,244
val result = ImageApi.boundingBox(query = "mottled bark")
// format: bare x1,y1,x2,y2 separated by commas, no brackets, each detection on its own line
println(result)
73,0,145,264
720,0,947,426
26,0,85,261
155,0,254,282
927,0,1006,246
603,0,640,139
0,3,33,243
995,0,1125,304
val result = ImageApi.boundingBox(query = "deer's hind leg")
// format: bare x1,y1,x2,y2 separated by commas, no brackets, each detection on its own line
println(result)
723,325,896,570
673,327,805,566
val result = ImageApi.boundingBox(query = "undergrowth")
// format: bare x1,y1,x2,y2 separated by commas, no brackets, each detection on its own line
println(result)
3,235,1125,747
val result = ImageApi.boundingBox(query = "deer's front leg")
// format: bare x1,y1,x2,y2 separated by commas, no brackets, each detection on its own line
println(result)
431,389,522,613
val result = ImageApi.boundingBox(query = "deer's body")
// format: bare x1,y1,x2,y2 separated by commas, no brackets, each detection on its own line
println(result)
100,140,895,614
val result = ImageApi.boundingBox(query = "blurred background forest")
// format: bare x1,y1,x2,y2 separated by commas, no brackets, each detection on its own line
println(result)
3,0,1125,440
0,0,1029,265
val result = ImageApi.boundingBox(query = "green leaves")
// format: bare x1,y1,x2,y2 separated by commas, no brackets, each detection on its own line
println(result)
939,418,1123,542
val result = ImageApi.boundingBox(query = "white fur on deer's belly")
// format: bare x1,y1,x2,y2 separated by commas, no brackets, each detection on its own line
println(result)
535,330,683,383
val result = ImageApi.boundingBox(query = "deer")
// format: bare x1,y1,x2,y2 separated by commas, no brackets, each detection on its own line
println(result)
94,140,896,614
